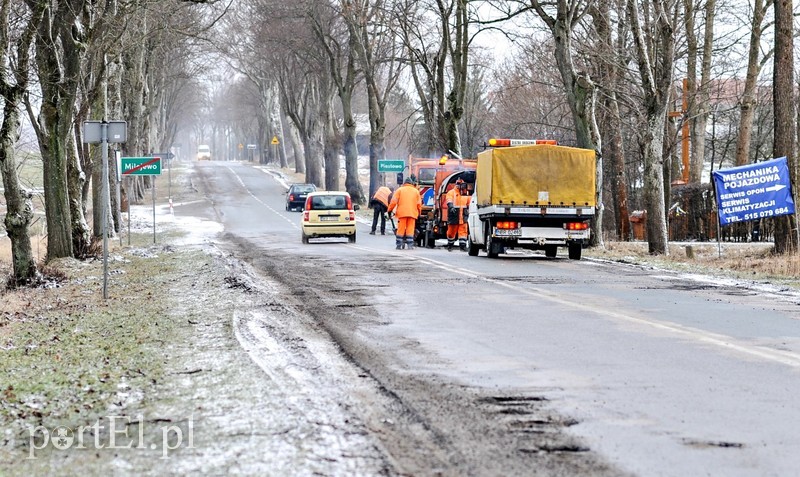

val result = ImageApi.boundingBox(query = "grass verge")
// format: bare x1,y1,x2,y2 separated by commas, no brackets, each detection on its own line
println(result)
0,237,217,471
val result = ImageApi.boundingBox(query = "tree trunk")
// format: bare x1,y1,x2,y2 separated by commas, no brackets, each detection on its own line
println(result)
689,0,715,183
286,116,304,174
592,0,629,241
341,87,364,204
322,96,340,191
643,116,670,254
684,0,698,182
0,0,42,285
34,1,83,259
366,87,386,199
609,93,631,240
628,0,676,255
773,0,798,253
0,98,38,285
443,0,468,156
301,132,322,187
735,0,767,166
91,142,113,240
66,135,90,257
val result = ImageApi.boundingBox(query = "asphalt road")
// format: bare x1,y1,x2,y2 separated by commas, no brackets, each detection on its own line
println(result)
188,160,800,476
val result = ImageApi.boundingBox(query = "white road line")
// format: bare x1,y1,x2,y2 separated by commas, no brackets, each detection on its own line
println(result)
351,245,800,368
226,165,299,229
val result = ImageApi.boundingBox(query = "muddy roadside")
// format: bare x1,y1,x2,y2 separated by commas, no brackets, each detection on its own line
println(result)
0,166,395,475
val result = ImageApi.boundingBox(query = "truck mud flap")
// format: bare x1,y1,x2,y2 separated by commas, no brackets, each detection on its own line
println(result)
487,235,503,258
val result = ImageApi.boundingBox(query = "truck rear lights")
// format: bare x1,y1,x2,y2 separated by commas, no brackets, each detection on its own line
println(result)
496,221,518,229
564,221,589,231
495,221,521,236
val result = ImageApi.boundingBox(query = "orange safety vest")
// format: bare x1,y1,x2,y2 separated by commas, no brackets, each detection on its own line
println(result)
372,186,391,208
388,183,422,218
445,187,470,225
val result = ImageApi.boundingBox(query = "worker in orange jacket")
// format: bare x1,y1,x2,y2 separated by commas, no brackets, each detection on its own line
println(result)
388,177,422,250
369,186,392,235
445,179,470,251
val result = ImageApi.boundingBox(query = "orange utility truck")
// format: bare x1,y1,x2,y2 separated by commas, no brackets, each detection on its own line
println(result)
409,155,477,247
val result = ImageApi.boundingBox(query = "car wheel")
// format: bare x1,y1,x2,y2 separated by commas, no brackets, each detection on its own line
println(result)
348,231,356,243
301,231,309,244
286,204,290,211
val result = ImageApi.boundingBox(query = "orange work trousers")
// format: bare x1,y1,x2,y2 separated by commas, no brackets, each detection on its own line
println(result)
396,217,417,238
447,223,468,241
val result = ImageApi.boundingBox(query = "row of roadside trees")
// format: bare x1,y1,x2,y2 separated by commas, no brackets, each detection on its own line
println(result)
0,0,220,286
2,0,799,287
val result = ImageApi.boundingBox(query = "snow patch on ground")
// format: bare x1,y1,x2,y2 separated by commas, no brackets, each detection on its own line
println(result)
127,201,223,246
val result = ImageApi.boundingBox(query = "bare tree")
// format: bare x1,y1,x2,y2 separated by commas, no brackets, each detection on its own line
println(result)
218,1,289,166
772,0,797,253
311,1,364,200
0,0,44,285
279,57,324,186
627,0,679,255
343,0,402,197
734,0,772,167
24,0,87,259
591,0,631,241
685,0,715,183
399,0,468,157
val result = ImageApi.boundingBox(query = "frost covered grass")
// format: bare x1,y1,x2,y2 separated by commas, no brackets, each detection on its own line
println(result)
587,241,800,287
0,237,194,430
0,244,211,468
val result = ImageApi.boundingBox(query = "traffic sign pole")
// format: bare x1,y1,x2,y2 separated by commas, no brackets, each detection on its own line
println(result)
152,180,157,244
84,120,126,299
121,156,162,244
101,123,109,299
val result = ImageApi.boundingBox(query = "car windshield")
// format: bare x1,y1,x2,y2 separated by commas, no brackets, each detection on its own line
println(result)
310,195,347,210
292,185,315,194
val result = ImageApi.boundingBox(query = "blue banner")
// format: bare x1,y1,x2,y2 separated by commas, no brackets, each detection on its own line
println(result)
712,157,795,225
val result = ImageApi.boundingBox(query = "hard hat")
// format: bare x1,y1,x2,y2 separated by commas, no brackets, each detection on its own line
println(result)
404,177,414,184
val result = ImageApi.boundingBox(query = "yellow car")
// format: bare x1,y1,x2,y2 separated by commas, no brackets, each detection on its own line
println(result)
301,191,360,243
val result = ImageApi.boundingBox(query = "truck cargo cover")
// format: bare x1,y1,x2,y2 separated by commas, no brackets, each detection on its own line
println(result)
476,145,596,207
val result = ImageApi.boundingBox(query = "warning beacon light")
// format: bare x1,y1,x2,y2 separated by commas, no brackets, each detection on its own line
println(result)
488,138,558,147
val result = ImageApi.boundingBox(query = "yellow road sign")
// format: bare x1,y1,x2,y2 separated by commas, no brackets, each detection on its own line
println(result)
271,136,280,145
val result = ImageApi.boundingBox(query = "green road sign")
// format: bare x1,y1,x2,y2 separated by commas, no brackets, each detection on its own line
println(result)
378,160,405,173
121,157,162,176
